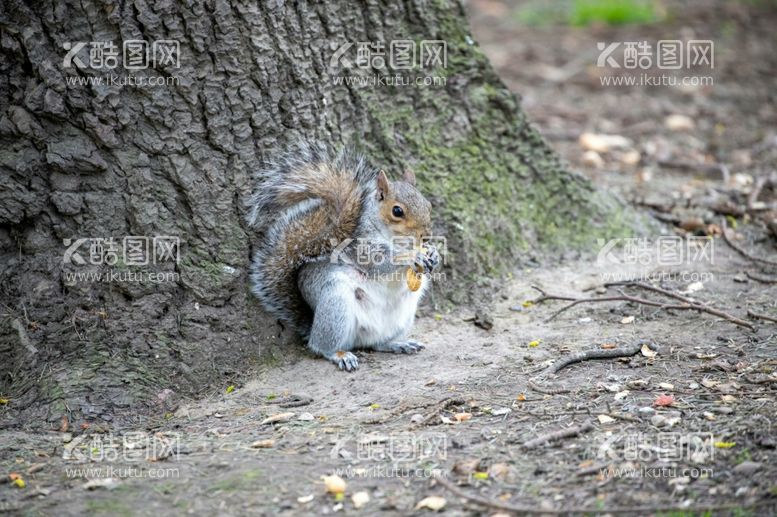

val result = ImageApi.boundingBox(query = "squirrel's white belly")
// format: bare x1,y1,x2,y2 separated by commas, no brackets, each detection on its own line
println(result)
350,276,426,347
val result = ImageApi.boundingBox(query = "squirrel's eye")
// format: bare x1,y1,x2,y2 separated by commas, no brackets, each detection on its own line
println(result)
392,205,405,218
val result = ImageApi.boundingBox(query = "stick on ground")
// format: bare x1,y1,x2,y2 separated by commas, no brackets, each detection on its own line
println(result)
522,420,594,449
530,285,754,330
721,220,777,267
546,341,654,374
433,473,774,515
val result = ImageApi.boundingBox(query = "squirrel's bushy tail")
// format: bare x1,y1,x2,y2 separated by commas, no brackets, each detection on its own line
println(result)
246,141,377,335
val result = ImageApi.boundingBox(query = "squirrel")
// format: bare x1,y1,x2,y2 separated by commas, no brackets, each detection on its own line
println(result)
246,141,440,371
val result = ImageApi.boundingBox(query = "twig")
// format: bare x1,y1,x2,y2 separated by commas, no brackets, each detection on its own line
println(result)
748,171,777,211
748,310,777,324
546,341,653,374
657,159,729,182
721,220,777,267
530,285,754,330
745,271,777,284
528,379,571,395
522,420,594,449
433,473,775,515
267,394,313,408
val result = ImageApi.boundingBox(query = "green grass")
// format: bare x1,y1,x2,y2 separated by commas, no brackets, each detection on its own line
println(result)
570,0,657,25
516,0,659,27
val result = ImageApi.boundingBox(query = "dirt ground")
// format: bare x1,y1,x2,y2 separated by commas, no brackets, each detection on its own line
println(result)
2,0,777,515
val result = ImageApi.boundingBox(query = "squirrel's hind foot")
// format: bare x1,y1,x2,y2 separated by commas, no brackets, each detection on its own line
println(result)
328,351,359,371
374,340,425,354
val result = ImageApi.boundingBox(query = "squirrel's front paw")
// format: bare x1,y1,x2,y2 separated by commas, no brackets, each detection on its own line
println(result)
328,351,359,371
414,245,440,274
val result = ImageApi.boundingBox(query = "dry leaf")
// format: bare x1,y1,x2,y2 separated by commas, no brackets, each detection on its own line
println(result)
83,478,118,490
322,474,346,495
582,150,604,169
261,412,295,425
659,383,675,391
621,316,635,324
250,439,275,449
415,496,447,511
516,393,527,402
488,463,510,480
653,394,675,407
352,491,370,509
454,412,472,423
579,133,631,153
641,344,657,358
600,343,617,349
665,114,695,131
701,378,719,389
598,414,616,424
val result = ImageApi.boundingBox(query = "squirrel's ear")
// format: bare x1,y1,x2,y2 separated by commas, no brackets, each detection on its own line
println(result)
376,170,390,201
402,169,416,186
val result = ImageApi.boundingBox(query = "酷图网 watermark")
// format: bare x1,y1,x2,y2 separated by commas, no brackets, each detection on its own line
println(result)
63,39,181,88
328,235,447,283
330,40,447,88
597,40,713,88
596,236,714,283
63,235,181,284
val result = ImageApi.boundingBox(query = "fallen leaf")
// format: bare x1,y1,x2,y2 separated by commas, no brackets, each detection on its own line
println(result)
454,412,472,423
641,344,657,358
369,403,381,410
598,414,616,424
659,383,675,391
720,395,737,403
528,340,540,348
0,398,9,405
352,491,370,509
579,133,631,153
621,316,635,324
472,471,489,480
516,393,527,402
261,412,295,425
521,300,534,308
600,343,617,349
415,496,447,511
680,281,704,294
701,378,720,389
582,150,604,169
653,395,675,407
250,439,275,449
226,385,235,394
322,474,346,495
83,478,118,490
714,441,736,449
297,494,315,504
614,390,630,401
452,459,480,475
620,149,641,166
488,463,510,480
665,114,695,131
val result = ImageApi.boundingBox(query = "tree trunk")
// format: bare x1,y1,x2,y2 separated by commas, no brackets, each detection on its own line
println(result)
0,0,637,428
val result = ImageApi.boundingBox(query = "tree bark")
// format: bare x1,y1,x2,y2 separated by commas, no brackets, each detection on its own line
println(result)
0,0,637,428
